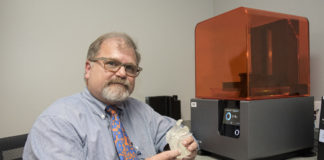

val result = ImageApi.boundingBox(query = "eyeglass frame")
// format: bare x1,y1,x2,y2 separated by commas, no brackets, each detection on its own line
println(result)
88,57,143,77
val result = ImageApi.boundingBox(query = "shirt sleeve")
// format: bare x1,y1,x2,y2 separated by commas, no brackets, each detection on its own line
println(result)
23,115,86,160
149,110,176,152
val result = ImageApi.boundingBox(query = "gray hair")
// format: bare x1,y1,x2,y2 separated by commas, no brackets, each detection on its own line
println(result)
87,32,141,65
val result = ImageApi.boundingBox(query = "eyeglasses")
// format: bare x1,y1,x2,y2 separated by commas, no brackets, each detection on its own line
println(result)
89,57,142,77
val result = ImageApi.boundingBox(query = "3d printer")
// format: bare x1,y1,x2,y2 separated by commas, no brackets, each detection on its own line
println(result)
191,7,314,159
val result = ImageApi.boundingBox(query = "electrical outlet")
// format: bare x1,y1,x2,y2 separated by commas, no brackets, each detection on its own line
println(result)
315,100,322,128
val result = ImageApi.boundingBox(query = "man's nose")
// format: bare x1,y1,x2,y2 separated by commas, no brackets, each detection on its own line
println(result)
115,66,127,78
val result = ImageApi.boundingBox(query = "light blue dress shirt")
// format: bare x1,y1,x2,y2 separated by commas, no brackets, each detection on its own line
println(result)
23,89,176,160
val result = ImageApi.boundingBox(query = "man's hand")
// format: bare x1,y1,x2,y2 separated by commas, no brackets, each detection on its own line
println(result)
145,135,198,160
146,150,180,160
181,136,198,160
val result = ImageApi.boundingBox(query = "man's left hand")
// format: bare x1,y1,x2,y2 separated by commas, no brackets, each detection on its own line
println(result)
181,135,198,160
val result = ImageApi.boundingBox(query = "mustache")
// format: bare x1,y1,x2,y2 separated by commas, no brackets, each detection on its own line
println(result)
107,78,130,89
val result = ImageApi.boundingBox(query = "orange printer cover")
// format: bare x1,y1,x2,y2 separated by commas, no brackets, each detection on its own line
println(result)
195,7,310,100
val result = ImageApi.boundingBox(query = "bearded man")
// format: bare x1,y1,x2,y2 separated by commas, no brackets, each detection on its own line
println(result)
23,32,198,160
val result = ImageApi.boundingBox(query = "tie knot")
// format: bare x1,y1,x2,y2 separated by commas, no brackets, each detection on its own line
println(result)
105,105,117,115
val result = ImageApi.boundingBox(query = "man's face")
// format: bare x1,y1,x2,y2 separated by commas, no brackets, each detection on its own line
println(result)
85,38,137,104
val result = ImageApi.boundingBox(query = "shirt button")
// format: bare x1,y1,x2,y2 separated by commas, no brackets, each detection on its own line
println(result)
101,114,106,119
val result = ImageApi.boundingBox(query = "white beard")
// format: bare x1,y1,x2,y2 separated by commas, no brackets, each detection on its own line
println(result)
101,80,132,103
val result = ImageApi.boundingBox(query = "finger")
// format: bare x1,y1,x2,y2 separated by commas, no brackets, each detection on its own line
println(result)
187,140,198,152
152,150,180,160
181,136,194,147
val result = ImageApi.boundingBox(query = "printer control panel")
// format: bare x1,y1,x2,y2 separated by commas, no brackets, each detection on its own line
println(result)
218,100,240,138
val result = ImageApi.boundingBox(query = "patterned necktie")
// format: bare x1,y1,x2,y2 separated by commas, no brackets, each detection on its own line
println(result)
106,105,138,160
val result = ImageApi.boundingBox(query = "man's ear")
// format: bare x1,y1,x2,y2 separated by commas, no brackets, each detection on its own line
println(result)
84,60,92,79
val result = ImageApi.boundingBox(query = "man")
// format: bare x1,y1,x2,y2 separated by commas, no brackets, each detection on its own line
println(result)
23,32,198,160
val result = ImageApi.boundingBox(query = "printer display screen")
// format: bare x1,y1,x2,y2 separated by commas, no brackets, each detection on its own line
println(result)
223,108,240,126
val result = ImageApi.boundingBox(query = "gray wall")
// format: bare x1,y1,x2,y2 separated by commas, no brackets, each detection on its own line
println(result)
0,0,214,138
1,0,324,138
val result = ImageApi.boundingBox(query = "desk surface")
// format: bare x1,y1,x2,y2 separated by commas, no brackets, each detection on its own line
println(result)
195,154,317,160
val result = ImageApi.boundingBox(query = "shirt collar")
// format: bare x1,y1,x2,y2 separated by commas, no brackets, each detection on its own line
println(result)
81,88,126,119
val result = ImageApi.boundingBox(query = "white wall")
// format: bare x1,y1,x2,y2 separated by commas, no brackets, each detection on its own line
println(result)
212,0,324,101
2,0,323,139
0,0,214,138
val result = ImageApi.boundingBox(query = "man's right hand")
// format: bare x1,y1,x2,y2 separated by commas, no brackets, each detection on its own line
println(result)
146,150,181,160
